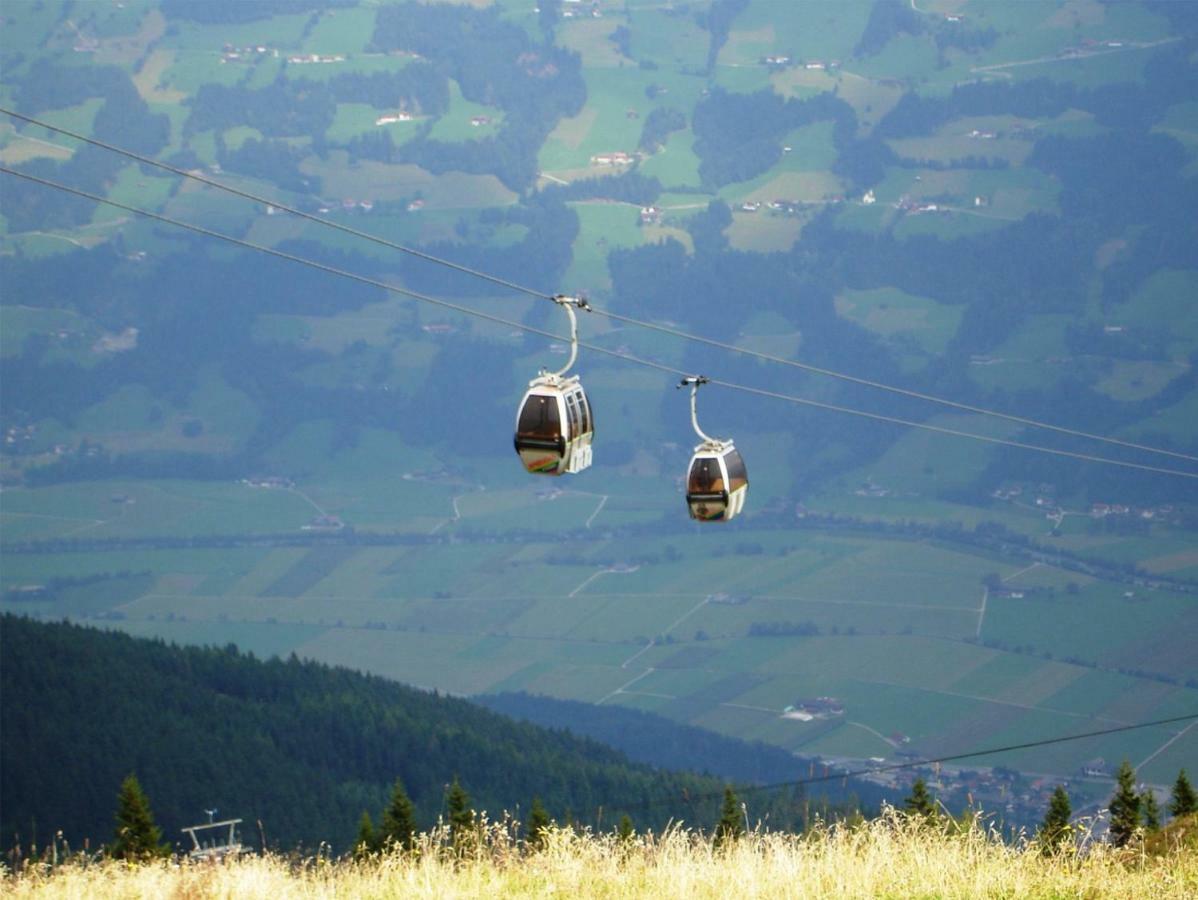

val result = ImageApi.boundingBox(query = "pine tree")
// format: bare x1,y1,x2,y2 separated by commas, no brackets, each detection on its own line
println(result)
379,778,418,852
110,774,168,861
904,778,937,820
354,811,377,858
1170,769,1197,819
617,814,635,843
1141,789,1161,832
1038,785,1072,854
446,777,474,851
714,786,744,848
525,796,551,850
1108,759,1141,847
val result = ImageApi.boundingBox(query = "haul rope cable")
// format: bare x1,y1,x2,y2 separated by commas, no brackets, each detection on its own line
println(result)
4,107,1196,466
4,165,1198,482
618,711,1198,815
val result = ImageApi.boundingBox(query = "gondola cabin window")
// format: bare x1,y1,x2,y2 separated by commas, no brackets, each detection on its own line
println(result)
725,449,748,492
518,394,560,440
689,457,724,494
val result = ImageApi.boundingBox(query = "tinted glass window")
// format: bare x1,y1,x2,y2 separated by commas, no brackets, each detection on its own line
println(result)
688,456,724,493
725,449,748,492
576,390,591,434
564,393,579,439
517,394,560,439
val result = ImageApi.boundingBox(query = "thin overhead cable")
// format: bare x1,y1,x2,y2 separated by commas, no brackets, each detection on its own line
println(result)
589,308,1198,465
4,166,1197,482
624,711,1198,814
0,107,547,302
4,107,1194,466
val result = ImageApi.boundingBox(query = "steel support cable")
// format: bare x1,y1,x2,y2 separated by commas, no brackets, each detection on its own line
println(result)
5,107,1195,466
4,166,1197,482
0,106,550,302
589,307,1198,465
618,711,1198,815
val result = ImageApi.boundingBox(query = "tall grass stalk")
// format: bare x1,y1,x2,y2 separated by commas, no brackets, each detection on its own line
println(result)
7,811,1196,899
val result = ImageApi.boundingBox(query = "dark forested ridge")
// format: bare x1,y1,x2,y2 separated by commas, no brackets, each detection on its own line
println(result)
0,615,736,851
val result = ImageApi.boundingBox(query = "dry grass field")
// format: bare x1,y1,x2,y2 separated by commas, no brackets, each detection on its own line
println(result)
8,813,1197,899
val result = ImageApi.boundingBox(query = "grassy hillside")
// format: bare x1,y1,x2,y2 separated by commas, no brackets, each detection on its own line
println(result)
9,815,1198,899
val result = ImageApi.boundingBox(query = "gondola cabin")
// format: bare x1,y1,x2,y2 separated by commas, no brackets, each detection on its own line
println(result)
686,442,747,521
514,375,593,475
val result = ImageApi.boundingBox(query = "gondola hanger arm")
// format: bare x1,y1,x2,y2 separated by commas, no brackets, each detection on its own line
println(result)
542,295,590,380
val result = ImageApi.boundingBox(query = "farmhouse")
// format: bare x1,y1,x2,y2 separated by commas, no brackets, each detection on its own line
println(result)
591,151,633,167
375,112,414,125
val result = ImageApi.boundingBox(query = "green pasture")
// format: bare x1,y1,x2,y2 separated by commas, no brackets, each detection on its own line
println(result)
134,48,188,106
162,14,312,52
543,69,652,171
1001,44,1159,89
157,49,244,94
732,1,872,65
1119,268,1198,355
833,200,894,234
31,480,241,544
0,126,75,166
1034,109,1108,140
1156,100,1198,149
625,8,709,72
0,305,94,358
717,21,776,68
301,153,517,207
23,99,104,139
712,65,772,95
298,6,377,55
686,594,977,642
95,163,175,223
1122,388,1198,447
251,299,417,354
733,311,803,361
639,131,702,188
565,201,644,293
426,80,504,142
0,545,270,590
326,103,422,144
149,100,191,155
835,286,963,358
852,33,940,83
837,411,1014,498
557,17,628,69
966,314,1073,393
982,585,1195,676
222,125,264,151
1095,359,1189,402
887,117,1035,167
0,1,67,63
283,54,406,83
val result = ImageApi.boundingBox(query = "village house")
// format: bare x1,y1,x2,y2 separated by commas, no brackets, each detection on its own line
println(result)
590,151,633,166
375,112,414,125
